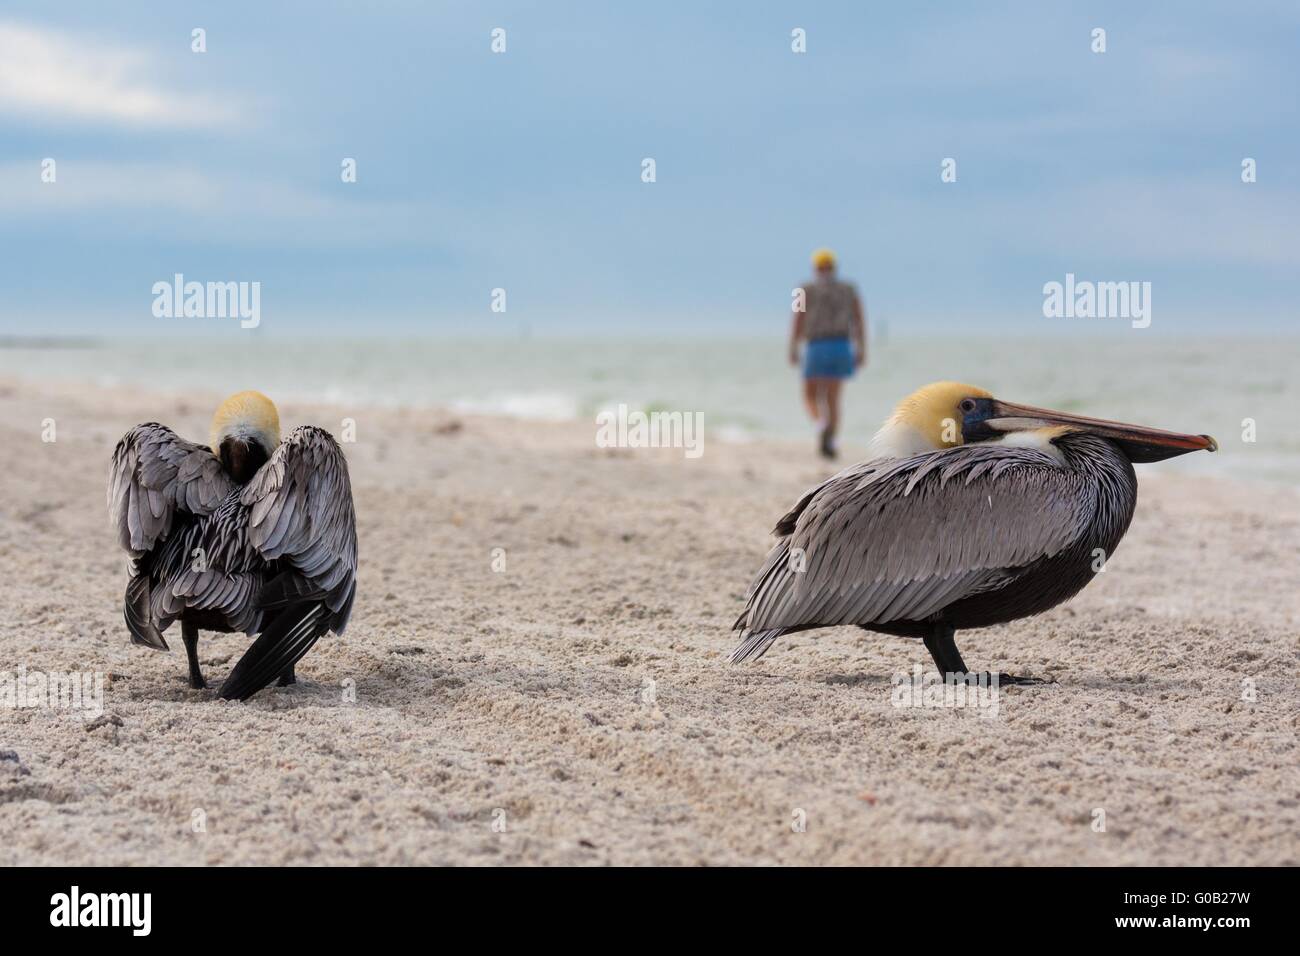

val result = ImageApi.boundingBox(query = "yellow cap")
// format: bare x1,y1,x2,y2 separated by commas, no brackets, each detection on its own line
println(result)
811,248,836,269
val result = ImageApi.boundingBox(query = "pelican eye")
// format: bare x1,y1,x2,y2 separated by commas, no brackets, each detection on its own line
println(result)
959,399,977,414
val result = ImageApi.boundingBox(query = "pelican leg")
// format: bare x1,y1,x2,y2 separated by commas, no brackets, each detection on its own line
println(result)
277,665,296,687
923,623,1052,686
996,673,1054,686
923,623,968,679
181,621,206,689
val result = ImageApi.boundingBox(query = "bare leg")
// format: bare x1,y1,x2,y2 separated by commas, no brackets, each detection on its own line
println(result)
801,378,820,422
181,620,206,689
823,379,843,443
804,378,836,458
277,664,296,687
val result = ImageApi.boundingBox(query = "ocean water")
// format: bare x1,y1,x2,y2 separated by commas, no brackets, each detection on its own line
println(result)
1,336,1295,483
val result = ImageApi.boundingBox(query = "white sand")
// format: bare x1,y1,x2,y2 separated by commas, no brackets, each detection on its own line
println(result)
0,378,1296,865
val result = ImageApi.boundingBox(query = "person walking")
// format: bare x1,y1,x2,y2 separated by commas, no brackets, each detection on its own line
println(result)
789,248,866,459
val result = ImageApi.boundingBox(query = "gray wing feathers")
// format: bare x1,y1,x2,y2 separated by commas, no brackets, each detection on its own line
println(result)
153,570,262,635
108,423,234,555
112,423,357,645
729,628,785,663
737,445,1095,640
242,426,358,626
147,503,265,634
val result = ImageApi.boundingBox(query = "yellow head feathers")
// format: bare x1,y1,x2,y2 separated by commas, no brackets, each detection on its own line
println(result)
867,381,992,459
209,390,281,454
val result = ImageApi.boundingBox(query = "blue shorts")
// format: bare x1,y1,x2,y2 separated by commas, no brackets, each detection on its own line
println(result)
802,337,854,380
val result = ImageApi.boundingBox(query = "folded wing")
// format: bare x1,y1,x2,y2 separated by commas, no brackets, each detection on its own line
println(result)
732,444,1096,661
108,423,234,556
241,425,358,629
218,426,358,700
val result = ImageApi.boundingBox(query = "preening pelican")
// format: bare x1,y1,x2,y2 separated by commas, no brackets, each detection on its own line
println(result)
108,391,357,700
731,382,1216,682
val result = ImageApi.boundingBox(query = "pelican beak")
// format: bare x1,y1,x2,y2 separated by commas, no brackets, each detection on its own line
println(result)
984,401,1218,463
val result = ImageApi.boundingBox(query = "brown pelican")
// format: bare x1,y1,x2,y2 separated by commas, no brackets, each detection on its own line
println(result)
107,391,357,700
730,382,1216,682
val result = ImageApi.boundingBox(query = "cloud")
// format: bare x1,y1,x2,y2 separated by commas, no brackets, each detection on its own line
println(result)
0,161,223,213
0,20,240,127
0,161,447,245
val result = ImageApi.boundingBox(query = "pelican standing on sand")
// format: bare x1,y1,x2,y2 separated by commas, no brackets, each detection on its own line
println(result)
108,391,357,700
731,382,1216,682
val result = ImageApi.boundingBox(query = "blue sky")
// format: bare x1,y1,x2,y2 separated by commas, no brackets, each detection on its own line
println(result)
1,1,1296,338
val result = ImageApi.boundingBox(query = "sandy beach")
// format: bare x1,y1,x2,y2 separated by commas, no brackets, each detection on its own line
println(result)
0,377,1296,866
